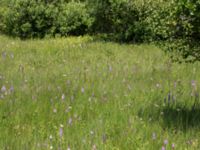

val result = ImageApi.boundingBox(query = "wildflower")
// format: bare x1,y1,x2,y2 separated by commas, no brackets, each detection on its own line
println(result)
53,108,57,113
81,87,85,93
10,53,14,59
186,140,192,145
88,97,92,102
156,83,160,88
50,146,53,150
152,132,156,140
68,117,72,125
161,146,165,150
127,85,131,91
90,130,94,136
172,143,175,149
2,51,6,59
82,138,86,144
59,124,64,138
10,85,14,93
67,146,71,150
191,80,196,88
92,92,95,97
174,82,177,88
149,117,152,122
49,135,53,140
1,85,6,93
61,94,65,100
92,144,97,150
164,139,168,145
71,95,74,101
65,106,72,113
109,65,112,72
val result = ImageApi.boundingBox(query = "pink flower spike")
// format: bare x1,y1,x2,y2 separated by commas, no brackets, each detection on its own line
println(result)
172,143,175,149
161,146,165,150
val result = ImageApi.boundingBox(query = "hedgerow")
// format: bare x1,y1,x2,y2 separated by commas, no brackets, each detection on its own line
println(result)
0,0,199,61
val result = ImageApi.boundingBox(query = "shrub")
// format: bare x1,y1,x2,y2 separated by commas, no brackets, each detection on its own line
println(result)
87,0,155,42
155,0,200,61
0,0,200,63
55,2,93,36
2,0,93,38
0,1,9,34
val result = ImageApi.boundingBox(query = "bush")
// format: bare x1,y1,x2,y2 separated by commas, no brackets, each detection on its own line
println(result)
55,2,93,36
154,0,200,61
2,0,93,38
0,0,200,63
87,0,155,42
0,0,9,34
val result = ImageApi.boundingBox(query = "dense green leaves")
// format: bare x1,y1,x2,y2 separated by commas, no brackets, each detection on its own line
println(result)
56,2,93,36
0,0,200,61
1,0,92,38
156,0,200,62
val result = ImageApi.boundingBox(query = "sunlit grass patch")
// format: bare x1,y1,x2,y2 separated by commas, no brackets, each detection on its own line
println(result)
1,35,200,149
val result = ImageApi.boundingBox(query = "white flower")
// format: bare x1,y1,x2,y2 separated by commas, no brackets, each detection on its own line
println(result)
61,94,65,100
53,108,57,113
68,117,72,125
81,87,85,93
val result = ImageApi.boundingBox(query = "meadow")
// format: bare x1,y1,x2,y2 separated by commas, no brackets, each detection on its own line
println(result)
1,35,200,150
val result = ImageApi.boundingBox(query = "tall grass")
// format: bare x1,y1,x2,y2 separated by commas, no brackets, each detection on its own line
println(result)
0,35,200,149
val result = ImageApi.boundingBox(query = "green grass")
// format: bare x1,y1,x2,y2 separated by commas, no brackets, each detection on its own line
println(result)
1,35,200,150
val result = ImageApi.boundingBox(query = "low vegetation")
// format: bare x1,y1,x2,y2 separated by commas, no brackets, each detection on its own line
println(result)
0,0,200,149
1,35,200,149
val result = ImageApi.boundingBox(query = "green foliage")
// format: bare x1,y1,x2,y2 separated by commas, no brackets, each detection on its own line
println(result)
56,2,93,36
88,0,154,42
1,0,93,38
0,0,200,61
0,0,9,34
154,0,200,61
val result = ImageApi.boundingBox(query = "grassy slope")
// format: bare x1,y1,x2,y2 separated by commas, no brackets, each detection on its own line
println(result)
0,35,200,150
